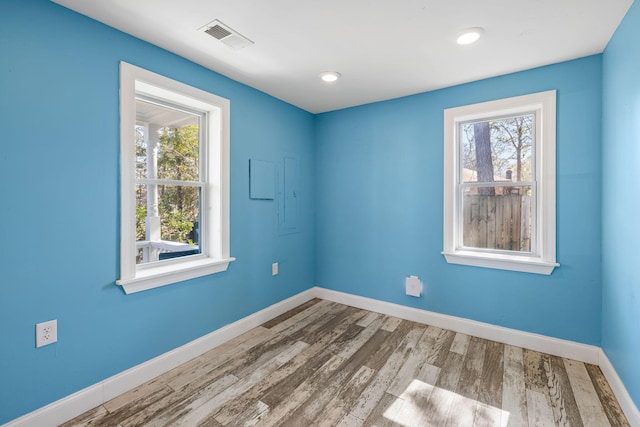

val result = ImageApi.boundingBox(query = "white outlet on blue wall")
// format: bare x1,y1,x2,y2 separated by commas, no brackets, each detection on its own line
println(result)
36,320,57,348
405,276,422,297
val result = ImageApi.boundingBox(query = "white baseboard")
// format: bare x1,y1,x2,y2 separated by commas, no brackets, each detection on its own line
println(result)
599,349,640,427
314,287,600,364
2,288,316,427
5,286,639,427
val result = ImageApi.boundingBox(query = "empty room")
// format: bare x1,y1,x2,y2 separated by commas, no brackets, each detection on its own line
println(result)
1,0,639,426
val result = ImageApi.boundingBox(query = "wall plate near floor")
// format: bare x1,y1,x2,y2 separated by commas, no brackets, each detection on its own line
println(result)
36,319,57,347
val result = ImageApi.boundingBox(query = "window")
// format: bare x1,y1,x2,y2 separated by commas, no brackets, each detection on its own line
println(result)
117,62,234,293
443,91,558,274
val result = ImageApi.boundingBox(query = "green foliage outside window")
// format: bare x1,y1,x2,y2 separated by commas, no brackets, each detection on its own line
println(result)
157,125,199,243
136,204,146,241
135,123,200,244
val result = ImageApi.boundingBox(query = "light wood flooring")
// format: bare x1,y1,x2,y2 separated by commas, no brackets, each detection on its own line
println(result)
61,299,630,426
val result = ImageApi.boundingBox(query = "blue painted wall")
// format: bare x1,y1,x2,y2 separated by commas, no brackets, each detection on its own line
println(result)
0,0,315,423
602,0,640,409
315,56,603,346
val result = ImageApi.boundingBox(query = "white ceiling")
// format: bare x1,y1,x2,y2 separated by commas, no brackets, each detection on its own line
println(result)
52,0,633,114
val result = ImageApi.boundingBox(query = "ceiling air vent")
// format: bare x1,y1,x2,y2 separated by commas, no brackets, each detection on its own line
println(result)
205,24,232,40
201,20,254,50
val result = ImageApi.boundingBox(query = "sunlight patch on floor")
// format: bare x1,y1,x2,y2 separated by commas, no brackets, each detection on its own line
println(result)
381,379,510,426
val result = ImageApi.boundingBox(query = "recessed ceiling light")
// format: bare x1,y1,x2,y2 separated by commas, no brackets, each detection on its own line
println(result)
320,71,341,82
457,27,484,45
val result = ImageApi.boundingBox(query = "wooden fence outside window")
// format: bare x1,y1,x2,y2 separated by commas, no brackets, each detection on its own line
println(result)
462,194,532,252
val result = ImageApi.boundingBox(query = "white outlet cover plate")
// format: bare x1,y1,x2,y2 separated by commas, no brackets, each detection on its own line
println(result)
405,276,422,297
36,319,58,347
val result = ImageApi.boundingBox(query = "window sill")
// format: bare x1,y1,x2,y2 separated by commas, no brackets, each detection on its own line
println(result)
442,251,558,275
116,257,235,294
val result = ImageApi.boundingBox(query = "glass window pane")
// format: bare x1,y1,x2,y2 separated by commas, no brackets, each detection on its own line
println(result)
135,99,201,181
460,114,534,184
135,124,147,180
461,185,533,252
135,184,201,264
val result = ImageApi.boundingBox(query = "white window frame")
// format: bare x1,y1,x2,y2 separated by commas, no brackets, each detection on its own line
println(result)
117,62,234,294
443,90,558,275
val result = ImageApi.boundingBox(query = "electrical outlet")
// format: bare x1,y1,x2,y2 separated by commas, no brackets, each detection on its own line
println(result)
36,320,57,348
272,262,279,276
405,276,422,297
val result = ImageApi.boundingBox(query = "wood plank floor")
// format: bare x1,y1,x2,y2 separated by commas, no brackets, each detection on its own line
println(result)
61,299,630,427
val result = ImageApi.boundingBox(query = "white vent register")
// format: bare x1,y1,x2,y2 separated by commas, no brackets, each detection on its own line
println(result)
201,19,254,50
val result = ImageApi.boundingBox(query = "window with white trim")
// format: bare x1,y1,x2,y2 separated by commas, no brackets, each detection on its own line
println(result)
117,62,234,294
443,91,558,274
